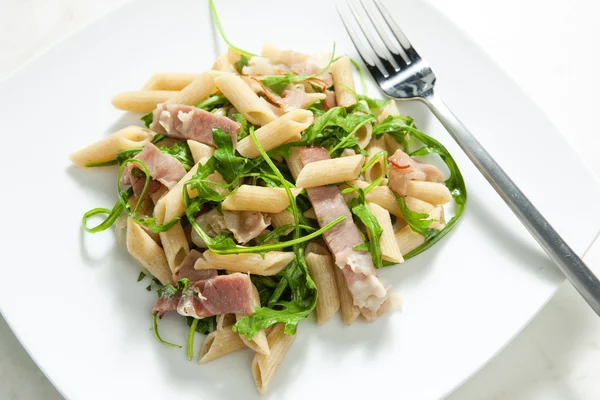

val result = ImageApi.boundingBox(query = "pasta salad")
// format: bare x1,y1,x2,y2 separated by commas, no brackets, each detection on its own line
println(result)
71,0,466,394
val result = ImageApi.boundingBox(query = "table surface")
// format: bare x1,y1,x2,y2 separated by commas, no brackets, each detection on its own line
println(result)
1,0,599,399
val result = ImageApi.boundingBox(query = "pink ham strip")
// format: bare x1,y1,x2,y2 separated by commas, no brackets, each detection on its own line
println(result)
121,143,186,190
129,175,161,198
298,147,388,320
150,104,240,148
152,273,255,319
388,149,445,196
172,249,217,282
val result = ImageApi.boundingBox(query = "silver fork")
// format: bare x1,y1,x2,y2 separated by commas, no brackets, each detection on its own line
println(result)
339,0,600,315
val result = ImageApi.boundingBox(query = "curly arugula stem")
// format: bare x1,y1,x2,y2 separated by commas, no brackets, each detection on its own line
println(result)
152,314,182,349
208,0,256,58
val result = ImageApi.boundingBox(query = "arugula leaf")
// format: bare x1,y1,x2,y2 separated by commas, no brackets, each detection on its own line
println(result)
395,195,439,240
306,99,325,116
268,106,373,157
196,94,230,111
141,112,153,128
235,55,249,74
233,113,251,140
152,314,182,348
349,189,384,269
185,316,217,335
212,128,247,182
357,95,389,115
159,141,194,171
137,271,146,282
208,0,256,58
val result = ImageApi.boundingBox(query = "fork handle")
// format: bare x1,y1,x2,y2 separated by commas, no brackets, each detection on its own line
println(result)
423,92,600,316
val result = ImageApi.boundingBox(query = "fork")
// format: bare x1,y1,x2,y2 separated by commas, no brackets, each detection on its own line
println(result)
338,0,600,315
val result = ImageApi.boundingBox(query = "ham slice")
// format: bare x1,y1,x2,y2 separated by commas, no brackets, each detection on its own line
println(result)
172,249,217,282
129,174,162,198
152,273,255,319
388,149,445,196
299,147,388,319
121,143,186,190
150,104,240,148
223,211,271,244
177,273,255,319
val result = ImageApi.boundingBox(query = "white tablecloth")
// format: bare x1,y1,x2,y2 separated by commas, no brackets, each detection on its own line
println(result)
1,0,599,398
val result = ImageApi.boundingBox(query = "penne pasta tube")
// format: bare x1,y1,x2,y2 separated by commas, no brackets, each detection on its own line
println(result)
295,155,365,188
367,203,404,263
251,323,295,395
199,326,246,363
237,286,270,356
187,140,215,165
211,54,236,73
306,252,340,325
159,221,190,273
69,126,154,167
111,90,178,113
166,71,224,106
195,250,294,276
221,185,302,214
142,73,203,91
407,181,453,205
355,121,373,150
333,266,360,325
363,137,386,182
150,185,169,205
377,99,400,123
269,210,295,235
214,74,276,126
126,217,171,284
345,180,435,218
237,110,313,158
395,206,445,256
330,56,357,108
384,134,404,155
286,147,303,180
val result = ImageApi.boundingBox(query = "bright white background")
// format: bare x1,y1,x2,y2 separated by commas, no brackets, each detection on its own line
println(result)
0,0,598,399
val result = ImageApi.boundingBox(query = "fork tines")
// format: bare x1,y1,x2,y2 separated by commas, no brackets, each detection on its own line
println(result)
337,0,415,77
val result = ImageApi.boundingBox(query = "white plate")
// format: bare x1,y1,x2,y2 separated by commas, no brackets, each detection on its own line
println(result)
1,0,599,399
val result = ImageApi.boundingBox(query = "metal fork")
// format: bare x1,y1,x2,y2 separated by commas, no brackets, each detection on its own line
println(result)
339,0,600,315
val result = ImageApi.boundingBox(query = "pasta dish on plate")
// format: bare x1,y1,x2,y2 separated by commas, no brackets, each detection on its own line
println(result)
70,0,466,394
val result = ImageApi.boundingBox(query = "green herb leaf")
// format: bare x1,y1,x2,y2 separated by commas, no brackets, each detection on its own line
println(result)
196,94,230,111
232,113,251,140
137,271,146,282
235,55,249,74
212,128,247,183
152,314,182,349
349,189,384,269
159,141,194,171
185,316,217,335
141,112,153,128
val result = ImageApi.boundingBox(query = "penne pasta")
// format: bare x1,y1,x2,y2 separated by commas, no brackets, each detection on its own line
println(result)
384,133,404,155
237,285,270,356
195,250,294,276
70,126,154,167
237,110,313,158
187,140,215,165
214,74,276,126
221,185,302,214
126,217,171,285
367,203,403,263
286,147,303,180
269,210,295,235
251,323,295,395
199,326,246,363
395,206,445,255
211,54,236,73
330,56,357,108
166,71,224,106
142,73,202,91
295,155,365,188
111,90,178,113
159,221,190,273
306,251,340,325
363,137,386,183
355,120,373,150
333,266,360,325
407,181,453,205
377,99,400,123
